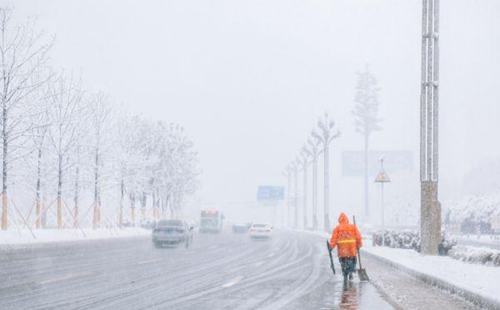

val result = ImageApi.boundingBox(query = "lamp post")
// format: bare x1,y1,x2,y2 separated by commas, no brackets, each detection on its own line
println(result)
292,160,299,229
312,113,340,232
283,164,294,227
304,137,321,230
420,0,441,255
375,157,391,246
300,147,310,229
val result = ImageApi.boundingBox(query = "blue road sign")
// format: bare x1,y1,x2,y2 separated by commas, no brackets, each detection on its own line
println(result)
257,186,284,201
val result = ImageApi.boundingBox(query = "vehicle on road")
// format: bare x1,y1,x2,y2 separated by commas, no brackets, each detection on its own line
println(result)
152,219,194,248
232,222,252,233
199,209,224,233
249,223,273,239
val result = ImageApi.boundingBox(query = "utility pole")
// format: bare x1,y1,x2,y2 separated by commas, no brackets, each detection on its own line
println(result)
420,0,441,255
313,113,340,232
300,148,309,229
305,138,321,230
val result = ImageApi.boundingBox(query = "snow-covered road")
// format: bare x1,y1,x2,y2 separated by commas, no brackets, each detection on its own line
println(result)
0,230,392,309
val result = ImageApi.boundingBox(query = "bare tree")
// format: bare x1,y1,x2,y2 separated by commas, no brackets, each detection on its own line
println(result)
47,73,84,229
0,8,52,229
30,89,50,229
352,65,382,218
88,92,111,229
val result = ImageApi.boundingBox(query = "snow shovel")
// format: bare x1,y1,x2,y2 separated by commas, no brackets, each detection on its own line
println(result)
353,216,370,282
326,240,336,275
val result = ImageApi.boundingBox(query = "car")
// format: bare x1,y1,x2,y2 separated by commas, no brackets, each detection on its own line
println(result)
232,222,251,233
152,219,194,248
249,223,273,239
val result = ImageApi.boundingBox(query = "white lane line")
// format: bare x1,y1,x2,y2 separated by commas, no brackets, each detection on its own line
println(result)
221,275,244,288
137,258,163,265
39,271,94,285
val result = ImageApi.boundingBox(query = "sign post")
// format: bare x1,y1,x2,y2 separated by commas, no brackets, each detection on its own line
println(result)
374,158,391,246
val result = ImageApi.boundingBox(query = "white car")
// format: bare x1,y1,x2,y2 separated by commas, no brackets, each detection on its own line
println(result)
249,223,273,239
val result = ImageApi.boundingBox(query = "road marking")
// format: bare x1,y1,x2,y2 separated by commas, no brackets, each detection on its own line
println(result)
39,271,93,285
137,258,163,265
221,276,243,288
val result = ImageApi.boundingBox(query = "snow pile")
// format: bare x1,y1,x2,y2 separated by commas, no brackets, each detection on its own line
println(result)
372,230,456,255
0,227,151,246
364,245,500,307
448,245,500,267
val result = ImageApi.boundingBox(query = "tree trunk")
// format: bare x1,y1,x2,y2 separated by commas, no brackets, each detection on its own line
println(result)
57,154,63,229
130,192,136,226
73,164,79,229
119,178,124,227
2,102,8,230
93,148,100,229
35,147,43,229
141,192,147,222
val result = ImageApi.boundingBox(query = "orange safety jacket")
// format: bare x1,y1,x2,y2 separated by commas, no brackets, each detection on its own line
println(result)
329,212,363,258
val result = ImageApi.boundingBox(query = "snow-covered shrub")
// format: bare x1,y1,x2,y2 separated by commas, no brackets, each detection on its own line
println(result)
448,245,500,267
372,230,457,255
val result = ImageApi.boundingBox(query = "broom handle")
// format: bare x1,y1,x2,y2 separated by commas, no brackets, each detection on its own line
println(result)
353,215,363,269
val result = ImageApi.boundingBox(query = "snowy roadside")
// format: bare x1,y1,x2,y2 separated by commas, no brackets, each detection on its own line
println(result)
0,227,151,247
298,229,500,309
363,245,500,309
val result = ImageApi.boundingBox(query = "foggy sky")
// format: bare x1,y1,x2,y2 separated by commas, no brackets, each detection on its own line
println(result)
6,0,500,208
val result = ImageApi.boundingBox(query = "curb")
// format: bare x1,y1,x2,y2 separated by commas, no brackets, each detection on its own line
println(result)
362,249,500,310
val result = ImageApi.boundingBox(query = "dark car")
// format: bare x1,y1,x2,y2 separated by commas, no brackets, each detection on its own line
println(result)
152,219,193,248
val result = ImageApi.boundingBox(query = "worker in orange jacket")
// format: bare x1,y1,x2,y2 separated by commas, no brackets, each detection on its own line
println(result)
329,212,363,281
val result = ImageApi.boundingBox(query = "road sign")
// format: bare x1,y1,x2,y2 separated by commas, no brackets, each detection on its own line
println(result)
375,171,391,183
257,186,284,202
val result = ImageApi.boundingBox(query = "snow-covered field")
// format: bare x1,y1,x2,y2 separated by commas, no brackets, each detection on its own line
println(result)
0,228,151,246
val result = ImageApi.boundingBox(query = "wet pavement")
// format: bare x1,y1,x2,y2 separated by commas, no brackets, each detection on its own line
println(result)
0,230,392,309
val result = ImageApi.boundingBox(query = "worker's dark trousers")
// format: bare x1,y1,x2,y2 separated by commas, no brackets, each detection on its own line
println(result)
339,257,357,278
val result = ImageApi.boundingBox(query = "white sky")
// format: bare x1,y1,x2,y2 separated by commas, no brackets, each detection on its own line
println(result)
5,0,500,208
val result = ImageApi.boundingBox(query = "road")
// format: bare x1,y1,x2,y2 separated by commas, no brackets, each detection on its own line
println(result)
0,230,393,310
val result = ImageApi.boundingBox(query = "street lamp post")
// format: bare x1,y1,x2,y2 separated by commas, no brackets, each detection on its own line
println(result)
300,148,310,229
305,138,321,230
292,160,299,229
283,164,293,227
420,0,441,255
375,157,391,246
313,113,340,232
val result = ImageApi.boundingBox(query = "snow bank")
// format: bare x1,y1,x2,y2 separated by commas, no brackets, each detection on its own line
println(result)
448,245,500,267
364,244,500,308
0,227,151,246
